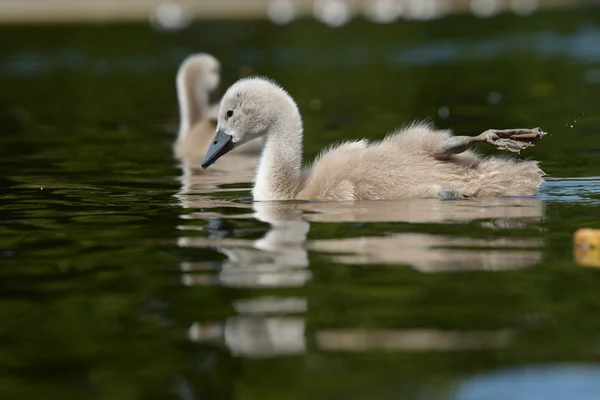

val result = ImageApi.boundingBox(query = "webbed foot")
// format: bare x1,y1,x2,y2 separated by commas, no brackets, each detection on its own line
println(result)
438,187,464,200
477,127,546,153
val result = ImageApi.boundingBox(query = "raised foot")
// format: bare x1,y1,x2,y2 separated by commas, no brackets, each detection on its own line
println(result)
478,127,546,153
438,187,464,200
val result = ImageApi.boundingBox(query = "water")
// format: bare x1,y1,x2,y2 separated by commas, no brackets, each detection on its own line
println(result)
2,10,600,399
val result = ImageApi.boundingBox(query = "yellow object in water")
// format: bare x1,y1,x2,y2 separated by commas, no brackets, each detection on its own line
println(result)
574,229,600,268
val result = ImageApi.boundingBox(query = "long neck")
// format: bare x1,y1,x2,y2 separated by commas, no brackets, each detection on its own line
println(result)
253,105,304,201
177,67,208,140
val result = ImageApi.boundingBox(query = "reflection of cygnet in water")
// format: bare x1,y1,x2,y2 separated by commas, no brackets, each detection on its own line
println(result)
188,296,307,358
299,197,544,225
181,201,536,357
178,202,311,288
302,197,544,272
311,233,543,272
182,204,311,358
188,315,306,358
316,328,516,352
178,197,545,276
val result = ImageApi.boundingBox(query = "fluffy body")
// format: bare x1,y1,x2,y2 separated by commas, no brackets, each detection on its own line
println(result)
297,123,544,201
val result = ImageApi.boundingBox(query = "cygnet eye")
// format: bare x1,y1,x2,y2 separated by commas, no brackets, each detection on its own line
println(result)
226,109,234,118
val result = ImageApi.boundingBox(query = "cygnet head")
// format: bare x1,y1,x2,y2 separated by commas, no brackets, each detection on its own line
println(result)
177,53,221,104
201,77,300,169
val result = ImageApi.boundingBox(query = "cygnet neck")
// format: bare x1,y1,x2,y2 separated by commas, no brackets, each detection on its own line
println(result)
253,96,304,201
177,66,209,139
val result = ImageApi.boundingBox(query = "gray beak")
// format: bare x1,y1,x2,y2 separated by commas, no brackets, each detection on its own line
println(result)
202,128,234,169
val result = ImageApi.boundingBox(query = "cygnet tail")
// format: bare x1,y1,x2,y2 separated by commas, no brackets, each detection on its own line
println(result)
462,156,545,197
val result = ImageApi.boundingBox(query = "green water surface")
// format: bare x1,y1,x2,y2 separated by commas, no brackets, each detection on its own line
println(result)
1,9,600,400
